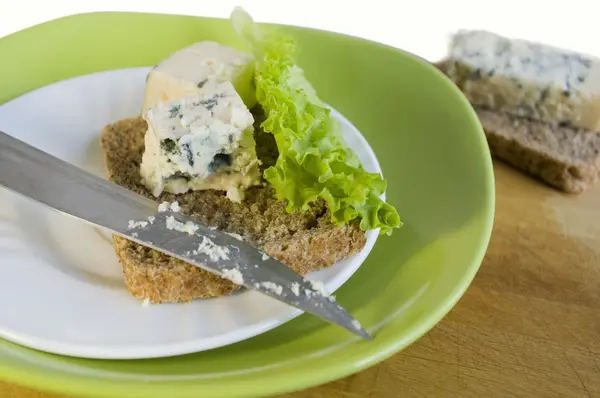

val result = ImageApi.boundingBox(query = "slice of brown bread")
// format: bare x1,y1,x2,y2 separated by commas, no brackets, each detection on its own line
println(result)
434,60,600,193
100,116,367,303
476,107,600,193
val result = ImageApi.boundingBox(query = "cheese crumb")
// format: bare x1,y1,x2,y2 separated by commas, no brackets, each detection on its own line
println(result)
141,298,151,307
290,282,300,296
226,232,244,241
165,216,199,235
309,280,329,297
170,201,181,212
196,236,230,262
261,281,283,295
128,220,149,229
261,253,270,261
221,268,244,285
148,216,155,224
158,201,181,213
158,202,170,212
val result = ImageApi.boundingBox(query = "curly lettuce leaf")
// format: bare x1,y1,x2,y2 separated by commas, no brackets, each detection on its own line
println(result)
231,7,401,235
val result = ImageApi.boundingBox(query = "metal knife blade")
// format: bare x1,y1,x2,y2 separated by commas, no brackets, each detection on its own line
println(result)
0,130,371,340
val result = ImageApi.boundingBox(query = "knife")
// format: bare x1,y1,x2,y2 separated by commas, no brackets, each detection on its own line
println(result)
0,130,371,340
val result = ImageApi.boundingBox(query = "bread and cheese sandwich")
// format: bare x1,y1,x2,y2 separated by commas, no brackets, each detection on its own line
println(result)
435,30,600,193
100,9,401,304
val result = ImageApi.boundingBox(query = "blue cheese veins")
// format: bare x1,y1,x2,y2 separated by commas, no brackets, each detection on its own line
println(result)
446,30,600,130
142,41,256,112
140,81,262,201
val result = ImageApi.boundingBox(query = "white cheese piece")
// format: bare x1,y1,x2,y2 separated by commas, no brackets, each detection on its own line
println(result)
157,201,181,212
226,232,244,241
128,220,148,229
170,201,181,213
290,282,300,296
221,268,244,285
140,81,262,201
261,281,283,295
194,236,230,262
261,253,270,261
158,202,170,212
165,215,199,235
446,30,600,130
309,280,329,297
143,41,256,112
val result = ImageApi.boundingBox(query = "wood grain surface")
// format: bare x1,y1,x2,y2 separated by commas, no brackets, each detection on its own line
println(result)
2,160,600,398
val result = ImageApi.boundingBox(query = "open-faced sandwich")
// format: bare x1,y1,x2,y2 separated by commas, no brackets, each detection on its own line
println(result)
100,8,401,304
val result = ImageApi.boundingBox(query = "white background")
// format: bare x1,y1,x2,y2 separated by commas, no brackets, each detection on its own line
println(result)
0,0,599,61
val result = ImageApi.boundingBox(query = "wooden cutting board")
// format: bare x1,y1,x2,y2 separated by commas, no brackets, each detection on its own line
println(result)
2,160,599,398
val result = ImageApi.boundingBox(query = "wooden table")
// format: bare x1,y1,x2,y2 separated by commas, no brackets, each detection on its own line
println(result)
3,161,600,398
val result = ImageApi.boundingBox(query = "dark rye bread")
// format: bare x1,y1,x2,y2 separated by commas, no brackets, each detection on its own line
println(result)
100,116,367,303
476,107,600,193
434,60,600,193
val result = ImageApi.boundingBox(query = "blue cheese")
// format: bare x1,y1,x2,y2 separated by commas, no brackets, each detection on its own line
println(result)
221,268,244,285
309,280,329,296
225,232,244,241
193,236,230,262
261,282,283,295
140,81,262,201
446,30,600,130
128,220,148,229
165,216,199,235
142,41,256,112
290,282,300,296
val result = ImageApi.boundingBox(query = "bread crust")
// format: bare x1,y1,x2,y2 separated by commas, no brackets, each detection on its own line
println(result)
100,116,367,303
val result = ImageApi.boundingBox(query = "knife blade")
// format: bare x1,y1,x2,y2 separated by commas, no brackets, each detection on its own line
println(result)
0,130,371,340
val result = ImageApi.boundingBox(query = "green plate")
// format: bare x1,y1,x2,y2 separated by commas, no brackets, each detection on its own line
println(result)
0,12,494,398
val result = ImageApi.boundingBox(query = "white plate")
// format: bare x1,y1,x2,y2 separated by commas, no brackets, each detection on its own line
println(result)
0,67,382,359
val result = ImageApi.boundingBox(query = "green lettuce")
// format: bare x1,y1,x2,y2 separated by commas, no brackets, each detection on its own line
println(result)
231,8,401,235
